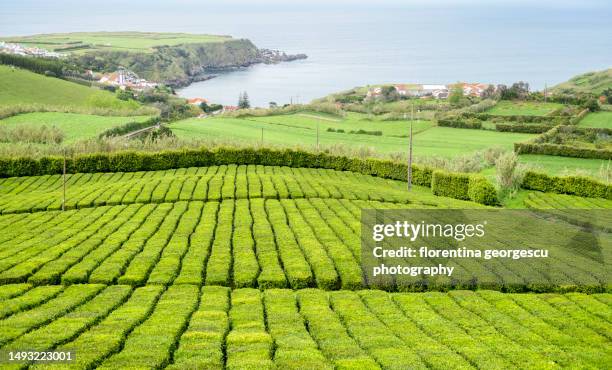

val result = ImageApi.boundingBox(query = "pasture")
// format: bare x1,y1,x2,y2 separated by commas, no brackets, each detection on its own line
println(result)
0,32,230,54
519,154,610,181
485,100,563,116
579,111,612,128
0,65,142,112
170,113,534,157
0,112,152,143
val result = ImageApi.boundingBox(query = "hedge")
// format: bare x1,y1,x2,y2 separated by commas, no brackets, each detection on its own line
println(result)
431,171,471,200
515,142,612,160
515,126,612,160
464,112,572,125
431,171,498,205
495,123,553,134
98,117,160,138
521,171,611,200
437,117,482,129
0,148,507,204
569,108,590,125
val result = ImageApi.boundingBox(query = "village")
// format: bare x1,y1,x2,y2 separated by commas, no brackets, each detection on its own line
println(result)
0,41,65,58
366,82,493,100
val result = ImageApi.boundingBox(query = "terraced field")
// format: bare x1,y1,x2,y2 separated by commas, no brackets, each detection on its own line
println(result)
0,165,610,368
0,285,609,369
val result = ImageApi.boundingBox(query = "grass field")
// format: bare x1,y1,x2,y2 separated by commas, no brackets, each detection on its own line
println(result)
519,154,611,180
578,111,612,128
485,100,563,116
0,285,608,369
0,112,152,143
0,65,142,112
0,32,231,54
170,113,534,157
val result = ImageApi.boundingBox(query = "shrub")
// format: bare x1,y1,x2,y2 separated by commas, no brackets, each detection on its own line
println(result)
495,152,526,197
468,176,498,205
521,171,611,199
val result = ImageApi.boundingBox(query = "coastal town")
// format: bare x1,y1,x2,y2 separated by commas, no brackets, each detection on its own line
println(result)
0,41,65,58
366,82,493,100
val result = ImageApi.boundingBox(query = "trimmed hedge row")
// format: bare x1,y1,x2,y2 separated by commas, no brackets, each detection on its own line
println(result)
521,171,611,200
495,123,553,134
431,171,498,205
515,126,612,160
0,147,504,204
437,117,482,129
569,108,590,125
515,142,612,160
98,117,160,138
464,112,572,125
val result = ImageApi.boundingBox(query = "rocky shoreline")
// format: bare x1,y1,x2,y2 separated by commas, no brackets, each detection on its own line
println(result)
167,48,307,88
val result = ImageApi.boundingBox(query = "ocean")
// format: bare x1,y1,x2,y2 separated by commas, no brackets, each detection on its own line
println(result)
1,0,610,107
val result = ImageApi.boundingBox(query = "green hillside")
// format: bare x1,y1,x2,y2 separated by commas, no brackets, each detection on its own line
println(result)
551,68,612,95
0,112,152,143
0,65,143,112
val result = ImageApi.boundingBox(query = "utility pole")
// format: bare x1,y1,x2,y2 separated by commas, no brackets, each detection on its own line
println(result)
316,122,320,151
408,104,414,191
62,149,66,211
544,82,548,103
261,128,264,146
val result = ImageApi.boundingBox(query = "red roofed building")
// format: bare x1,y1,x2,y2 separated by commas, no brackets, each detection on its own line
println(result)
187,97,208,105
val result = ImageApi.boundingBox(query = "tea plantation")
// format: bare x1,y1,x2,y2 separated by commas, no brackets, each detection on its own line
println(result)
0,164,609,369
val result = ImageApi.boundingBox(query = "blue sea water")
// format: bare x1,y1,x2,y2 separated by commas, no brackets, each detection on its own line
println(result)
1,0,610,107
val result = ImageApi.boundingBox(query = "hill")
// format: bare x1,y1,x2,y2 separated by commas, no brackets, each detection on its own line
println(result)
0,65,147,114
551,68,612,95
1,32,306,86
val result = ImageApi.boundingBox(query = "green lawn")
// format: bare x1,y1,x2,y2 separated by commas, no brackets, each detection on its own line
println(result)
0,32,230,54
519,154,610,181
0,112,151,143
170,112,534,157
0,65,141,112
485,100,563,116
578,111,612,128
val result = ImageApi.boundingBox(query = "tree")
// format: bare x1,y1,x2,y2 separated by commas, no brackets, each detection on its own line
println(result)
380,85,399,102
582,97,600,112
116,88,135,101
449,84,464,104
238,92,251,109
269,101,278,109
602,88,612,104
481,85,496,99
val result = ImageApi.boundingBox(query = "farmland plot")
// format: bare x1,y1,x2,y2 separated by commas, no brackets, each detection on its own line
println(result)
0,285,608,369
